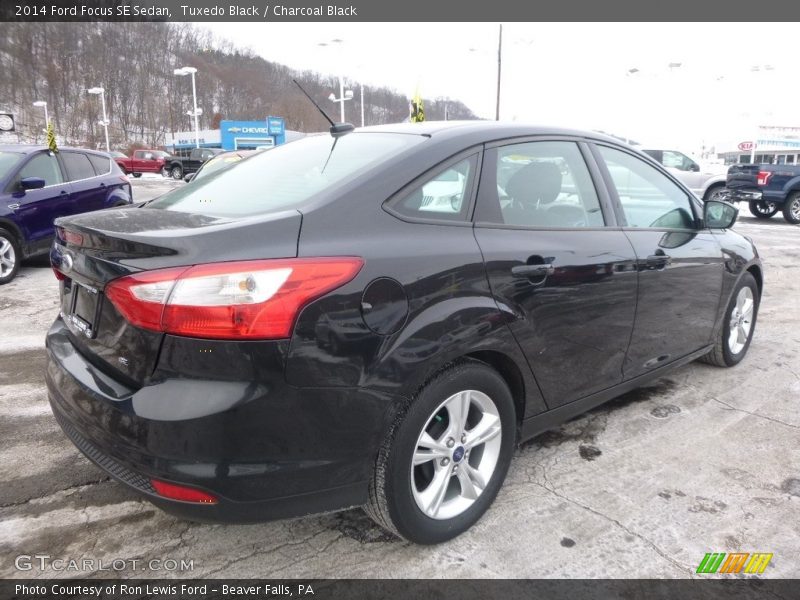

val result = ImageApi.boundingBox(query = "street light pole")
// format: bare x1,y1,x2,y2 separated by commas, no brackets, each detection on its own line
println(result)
190,70,200,149
328,77,353,123
87,88,110,152
360,83,365,127
174,67,200,148
496,24,502,121
339,75,345,123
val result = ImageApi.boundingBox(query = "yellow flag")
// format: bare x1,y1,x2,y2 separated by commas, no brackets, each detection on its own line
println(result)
46,121,58,153
410,89,425,123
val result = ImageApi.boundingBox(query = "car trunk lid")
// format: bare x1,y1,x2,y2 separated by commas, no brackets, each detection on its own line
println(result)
51,207,301,386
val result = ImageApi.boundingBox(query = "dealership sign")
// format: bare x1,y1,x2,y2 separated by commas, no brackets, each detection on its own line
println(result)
738,141,754,151
220,118,286,150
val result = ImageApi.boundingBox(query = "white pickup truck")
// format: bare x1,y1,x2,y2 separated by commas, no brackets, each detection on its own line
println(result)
640,148,727,202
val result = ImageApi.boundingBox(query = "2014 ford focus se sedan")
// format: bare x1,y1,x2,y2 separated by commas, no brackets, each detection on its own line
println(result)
46,122,761,544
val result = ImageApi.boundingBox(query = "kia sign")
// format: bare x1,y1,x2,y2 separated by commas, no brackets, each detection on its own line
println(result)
738,141,755,151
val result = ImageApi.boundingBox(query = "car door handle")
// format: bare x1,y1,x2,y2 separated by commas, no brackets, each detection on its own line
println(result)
511,264,555,278
60,190,69,196
645,254,671,268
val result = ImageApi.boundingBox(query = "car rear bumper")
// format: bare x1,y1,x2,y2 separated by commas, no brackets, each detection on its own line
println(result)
723,187,763,202
45,318,397,522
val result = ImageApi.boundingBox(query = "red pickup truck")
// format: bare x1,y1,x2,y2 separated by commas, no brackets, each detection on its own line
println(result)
114,150,170,177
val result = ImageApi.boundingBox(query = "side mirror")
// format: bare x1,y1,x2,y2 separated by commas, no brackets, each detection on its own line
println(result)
704,199,738,229
184,173,195,183
19,177,46,191
689,163,700,172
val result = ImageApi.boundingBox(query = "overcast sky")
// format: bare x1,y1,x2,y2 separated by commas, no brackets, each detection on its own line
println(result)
200,22,799,155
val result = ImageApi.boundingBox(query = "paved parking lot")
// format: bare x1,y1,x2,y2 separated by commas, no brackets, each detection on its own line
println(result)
1,196,798,578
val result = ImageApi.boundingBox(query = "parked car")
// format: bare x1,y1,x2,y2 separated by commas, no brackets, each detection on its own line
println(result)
164,147,223,180
47,122,761,544
184,150,257,183
640,148,727,202
108,151,128,159
0,145,131,284
725,163,800,223
114,149,169,178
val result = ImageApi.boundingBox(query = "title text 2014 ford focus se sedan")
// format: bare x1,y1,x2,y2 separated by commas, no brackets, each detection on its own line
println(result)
46,122,761,544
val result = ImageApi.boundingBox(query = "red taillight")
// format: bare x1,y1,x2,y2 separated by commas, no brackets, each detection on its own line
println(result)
151,479,218,504
52,267,65,281
757,171,773,186
105,258,363,340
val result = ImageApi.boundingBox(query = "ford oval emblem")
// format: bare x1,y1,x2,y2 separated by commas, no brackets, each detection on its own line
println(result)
61,253,74,273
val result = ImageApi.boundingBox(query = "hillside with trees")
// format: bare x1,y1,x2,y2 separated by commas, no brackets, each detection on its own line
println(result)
0,22,477,151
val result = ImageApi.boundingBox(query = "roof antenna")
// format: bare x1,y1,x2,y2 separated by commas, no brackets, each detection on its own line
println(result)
292,79,354,138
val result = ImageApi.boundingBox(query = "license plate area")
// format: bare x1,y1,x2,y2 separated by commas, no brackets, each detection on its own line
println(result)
66,282,101,338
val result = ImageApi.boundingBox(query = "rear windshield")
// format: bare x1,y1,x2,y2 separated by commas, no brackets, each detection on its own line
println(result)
149,133,426,217
0,151,24,180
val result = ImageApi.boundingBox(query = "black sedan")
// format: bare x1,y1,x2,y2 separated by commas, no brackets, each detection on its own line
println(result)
47,122,761,544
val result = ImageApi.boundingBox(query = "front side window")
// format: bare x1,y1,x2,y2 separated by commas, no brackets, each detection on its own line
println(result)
478,140,604,228
598,145,696,229
661,150,694,171
61,152,96,181
18,152,63,186
387,156,476,221
151,133,426,217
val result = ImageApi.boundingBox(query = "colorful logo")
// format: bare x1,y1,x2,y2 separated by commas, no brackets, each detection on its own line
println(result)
696,552,773,574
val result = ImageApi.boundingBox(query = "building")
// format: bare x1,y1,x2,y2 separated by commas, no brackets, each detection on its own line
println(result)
164,117,298,153
718,126,800,165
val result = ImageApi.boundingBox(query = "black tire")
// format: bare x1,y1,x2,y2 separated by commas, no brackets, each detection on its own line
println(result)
782,192,800,224
170,165,183,180
700,272,759,367
0,227,22,285
365,359,516,544
132,172,142,178
748,200,779,219
703,184,726,203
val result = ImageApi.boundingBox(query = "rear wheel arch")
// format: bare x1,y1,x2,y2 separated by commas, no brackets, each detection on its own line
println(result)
465,350,526,425
703,182,726,202
0,219,24,249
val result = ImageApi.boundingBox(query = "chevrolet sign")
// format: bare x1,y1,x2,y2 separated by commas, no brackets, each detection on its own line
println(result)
227,126,269,134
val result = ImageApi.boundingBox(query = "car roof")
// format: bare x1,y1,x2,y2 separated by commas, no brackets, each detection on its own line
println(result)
0,144,112,157
355,121,631,147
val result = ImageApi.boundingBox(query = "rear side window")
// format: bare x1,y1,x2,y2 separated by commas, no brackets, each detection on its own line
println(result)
61,152,96,181
387,156,476,222
151,133,426,217
597,145,696,229
18,152,63,186
476,140,604,228
87,154,111,175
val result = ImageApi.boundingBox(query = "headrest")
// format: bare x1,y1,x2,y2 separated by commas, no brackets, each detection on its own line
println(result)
505,161,562,205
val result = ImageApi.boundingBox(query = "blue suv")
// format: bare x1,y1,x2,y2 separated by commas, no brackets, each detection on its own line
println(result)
0,146,132,283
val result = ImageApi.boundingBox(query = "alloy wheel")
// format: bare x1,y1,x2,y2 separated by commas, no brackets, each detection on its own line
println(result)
728,286,754,355
0,236,16,278
754,201,777,215
790,198,800,221
411,389,502,520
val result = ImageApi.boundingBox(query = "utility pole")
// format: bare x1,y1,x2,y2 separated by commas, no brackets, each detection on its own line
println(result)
496,24,502,121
